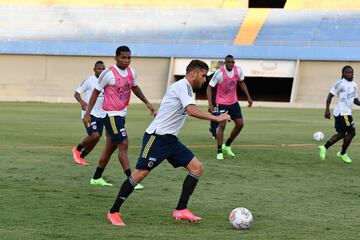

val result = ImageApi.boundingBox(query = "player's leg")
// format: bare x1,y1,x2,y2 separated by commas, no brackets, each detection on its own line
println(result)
216,105,228,160
117,139,143,189
107,133,162,226
72,116,103,165
222,103,243,157
319,115,346,160
209,108,219,139
80,132,101,159
107,168,150,226
173,157,203,222
337,116,355,163
90,130,117,186
167,140,202,222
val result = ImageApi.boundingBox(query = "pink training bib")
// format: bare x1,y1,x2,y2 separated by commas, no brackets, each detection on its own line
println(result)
216,66,239,105
103,66,134,111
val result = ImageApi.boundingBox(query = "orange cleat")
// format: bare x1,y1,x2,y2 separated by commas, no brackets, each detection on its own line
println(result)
72,147,88,165
107,212,126,226
172,208,202,223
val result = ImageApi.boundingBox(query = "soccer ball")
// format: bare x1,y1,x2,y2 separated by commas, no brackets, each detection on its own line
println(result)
229,207,253,230
313,131,324,141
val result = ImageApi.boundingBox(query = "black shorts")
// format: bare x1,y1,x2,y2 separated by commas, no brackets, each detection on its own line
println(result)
136,133,194,171
334,115,355,133
85,115,104,136
218,102,242,120
103,115,128,144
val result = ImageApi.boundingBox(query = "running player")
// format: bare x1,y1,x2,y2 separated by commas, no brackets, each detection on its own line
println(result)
319,66,360,163
106,60,230,226
72,61,106,165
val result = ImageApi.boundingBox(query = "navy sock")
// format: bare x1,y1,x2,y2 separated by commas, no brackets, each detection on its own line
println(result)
110,177,137,213
225,138,233,146
76,144,84,151
176,173,200,210
217,145,222,153
93,167,104,179
80,151,89,158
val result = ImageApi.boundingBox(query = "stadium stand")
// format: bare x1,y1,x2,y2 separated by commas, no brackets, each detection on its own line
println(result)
0,4,359,60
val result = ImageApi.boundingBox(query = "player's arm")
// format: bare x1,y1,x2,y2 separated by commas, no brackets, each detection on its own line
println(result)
132,85,157,116
74,91,87,111
186,104,230,122
83,89,101,126
324,93,334,119
207,72,219,113
238,81,253,107
206,85,214,113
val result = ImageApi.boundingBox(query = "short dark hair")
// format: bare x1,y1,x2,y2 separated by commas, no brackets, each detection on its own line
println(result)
186,60,209,74
225,55,234,60
116,46,131,56
94,60,104,68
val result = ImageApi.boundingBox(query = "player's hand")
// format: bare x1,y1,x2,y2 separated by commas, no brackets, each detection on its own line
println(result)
217,111,231,122
208,105,214,113
247,98,253,107
324,109,331,119
150,108,157,118
80,101,88,111
83,114,91,127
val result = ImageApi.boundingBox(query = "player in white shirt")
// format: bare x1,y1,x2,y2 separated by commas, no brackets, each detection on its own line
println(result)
319,66,360,163
105,60,230,226
72,61,106,165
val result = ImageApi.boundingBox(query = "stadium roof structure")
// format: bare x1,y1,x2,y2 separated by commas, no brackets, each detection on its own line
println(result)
1,5,360,61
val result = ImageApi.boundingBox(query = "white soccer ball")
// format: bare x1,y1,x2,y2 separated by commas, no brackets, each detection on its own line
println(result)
313,131,324,141
229,207,253,230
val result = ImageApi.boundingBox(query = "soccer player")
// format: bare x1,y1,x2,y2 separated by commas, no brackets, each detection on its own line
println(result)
207,60,224,139
106,60,231,226
72,61,106,165
318,66,360,163
206,55,253,160
84,46,156,189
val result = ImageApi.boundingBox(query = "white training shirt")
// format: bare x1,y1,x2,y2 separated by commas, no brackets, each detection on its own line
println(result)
209,66,245,87
330,78,358,116
76,75,106,119
146,78,195,136
95,64,139,117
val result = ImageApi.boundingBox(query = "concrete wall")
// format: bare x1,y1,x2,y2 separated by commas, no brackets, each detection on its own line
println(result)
1,54,359,108
295,61,360,106
0,55,169,103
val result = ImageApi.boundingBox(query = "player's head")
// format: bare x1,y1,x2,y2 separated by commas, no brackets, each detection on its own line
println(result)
224,55,235,71
185,60,209,90
115,46,131,70
342,65,354,81
93,61,105,78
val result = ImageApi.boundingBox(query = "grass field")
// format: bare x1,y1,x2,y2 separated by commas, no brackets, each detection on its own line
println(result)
1,102,360,240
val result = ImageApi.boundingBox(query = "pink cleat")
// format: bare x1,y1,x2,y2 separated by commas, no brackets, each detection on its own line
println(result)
72,147,88,165
172,208,202,223
107,212,126,226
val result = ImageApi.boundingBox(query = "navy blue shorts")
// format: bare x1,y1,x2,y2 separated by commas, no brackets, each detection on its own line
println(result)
85,115,104,136
218,102,242,120
334,115,355,133
103,115,127,144
136,133,195,171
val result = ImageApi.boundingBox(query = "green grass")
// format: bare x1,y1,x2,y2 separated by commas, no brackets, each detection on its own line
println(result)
0,102,359,240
